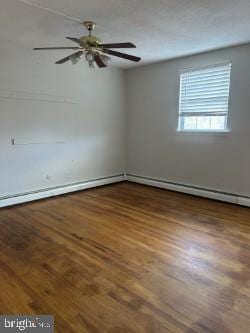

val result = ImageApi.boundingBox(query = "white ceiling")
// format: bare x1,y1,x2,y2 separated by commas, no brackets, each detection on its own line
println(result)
1,0,250,68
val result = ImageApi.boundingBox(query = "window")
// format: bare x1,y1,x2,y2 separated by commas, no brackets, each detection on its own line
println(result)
178,63,231,131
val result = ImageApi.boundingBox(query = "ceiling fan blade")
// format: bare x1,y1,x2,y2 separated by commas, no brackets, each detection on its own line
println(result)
33,47,80,50
102,49,141,62
66,37,86,48
55,51,83,64
99,42,136,49
94,54,107,68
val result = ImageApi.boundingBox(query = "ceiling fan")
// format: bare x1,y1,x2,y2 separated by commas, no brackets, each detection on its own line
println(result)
33,21,141,68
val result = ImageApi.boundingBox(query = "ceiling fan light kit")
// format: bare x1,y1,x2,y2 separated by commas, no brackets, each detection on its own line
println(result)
33,21,141,68
70,53,82,64
100,54,111,66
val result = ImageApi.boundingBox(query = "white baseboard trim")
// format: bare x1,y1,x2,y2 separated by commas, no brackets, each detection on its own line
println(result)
0,174,125,208
2,173,249,209
238,197,250,207
127,174,250,208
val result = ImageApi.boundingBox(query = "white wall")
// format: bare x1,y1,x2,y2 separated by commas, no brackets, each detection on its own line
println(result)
0,40,125,198
126,44,250,197
2,41,250,201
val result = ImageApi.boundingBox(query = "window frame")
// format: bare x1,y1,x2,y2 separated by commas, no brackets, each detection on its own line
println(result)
177,62,232,133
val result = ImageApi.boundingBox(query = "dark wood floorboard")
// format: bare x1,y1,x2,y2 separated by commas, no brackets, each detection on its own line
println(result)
0,182,249,333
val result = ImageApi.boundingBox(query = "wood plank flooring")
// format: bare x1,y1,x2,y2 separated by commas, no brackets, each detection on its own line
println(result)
0,182,249,333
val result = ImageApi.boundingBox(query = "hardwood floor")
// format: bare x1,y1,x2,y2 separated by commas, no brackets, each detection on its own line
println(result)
0,182,249,333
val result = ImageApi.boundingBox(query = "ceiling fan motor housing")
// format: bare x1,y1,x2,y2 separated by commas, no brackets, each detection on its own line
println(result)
80,35,102,48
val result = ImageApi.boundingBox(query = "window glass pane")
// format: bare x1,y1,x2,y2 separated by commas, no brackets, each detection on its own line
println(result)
210,116,226,130
180,116,227,131
183,117,197,129
196,116,210,129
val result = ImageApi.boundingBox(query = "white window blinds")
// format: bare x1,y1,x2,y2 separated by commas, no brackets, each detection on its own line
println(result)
178,63,231,131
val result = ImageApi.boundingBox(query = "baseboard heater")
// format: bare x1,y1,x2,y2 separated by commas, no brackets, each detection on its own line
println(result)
0,174,125,208
126,174,250,208
1,173,249,208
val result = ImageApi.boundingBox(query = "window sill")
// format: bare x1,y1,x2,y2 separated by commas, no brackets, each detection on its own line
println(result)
176,129,230,135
